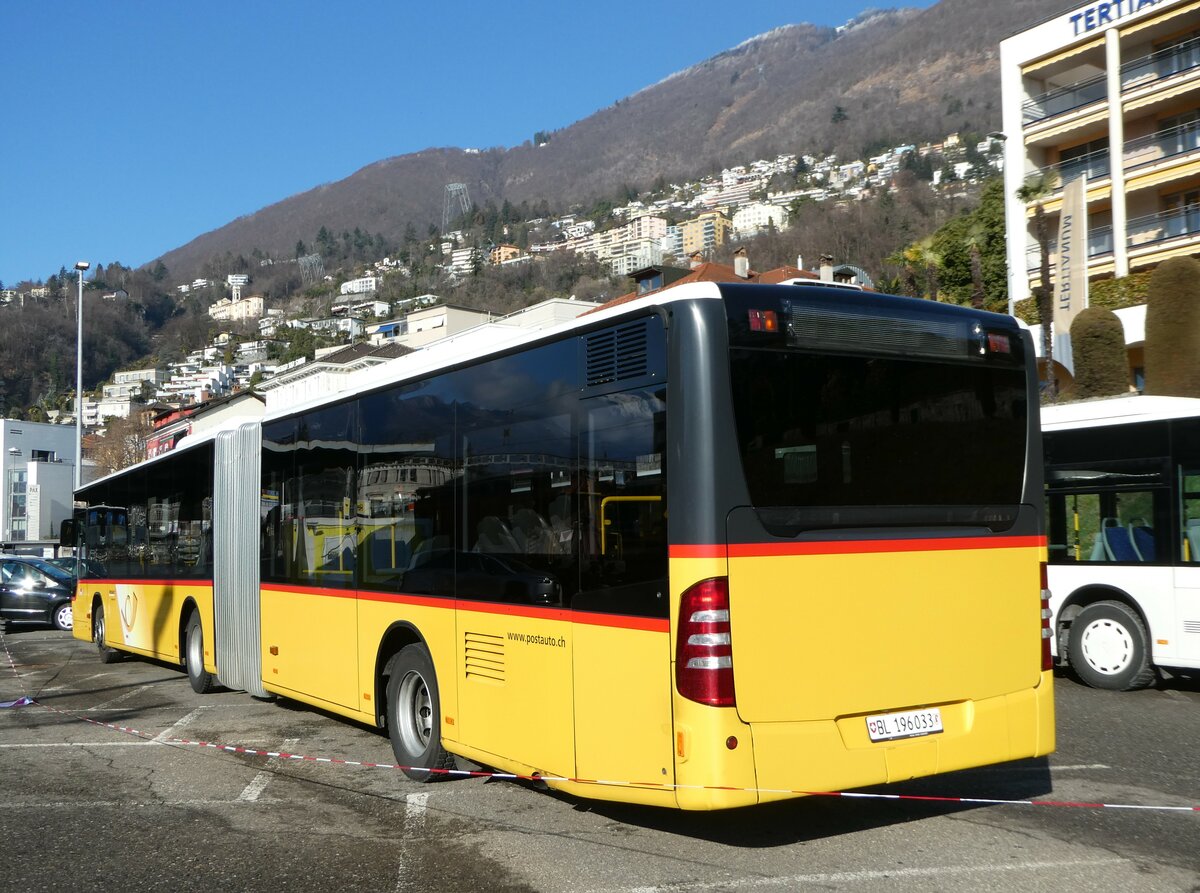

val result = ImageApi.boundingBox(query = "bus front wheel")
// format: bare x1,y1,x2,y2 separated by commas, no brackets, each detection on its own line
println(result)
185,612,217,694
1067,600,1156,691
385,643,454,782
93,604,121,664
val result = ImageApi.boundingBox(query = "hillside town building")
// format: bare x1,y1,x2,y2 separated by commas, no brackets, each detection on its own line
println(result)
1000,0,1200,304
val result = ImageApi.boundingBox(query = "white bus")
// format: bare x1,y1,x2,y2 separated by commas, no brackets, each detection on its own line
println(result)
1043,394,1200,689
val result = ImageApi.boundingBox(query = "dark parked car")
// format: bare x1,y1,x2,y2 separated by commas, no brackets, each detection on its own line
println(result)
0,556,75,631
46,555,106,579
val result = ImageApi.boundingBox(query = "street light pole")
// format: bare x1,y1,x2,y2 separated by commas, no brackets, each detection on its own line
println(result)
74,261,89,491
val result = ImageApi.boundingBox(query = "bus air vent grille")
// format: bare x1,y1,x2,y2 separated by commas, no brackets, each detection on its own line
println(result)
464,631,505,682
586,320,649,387
1185,620,1200,635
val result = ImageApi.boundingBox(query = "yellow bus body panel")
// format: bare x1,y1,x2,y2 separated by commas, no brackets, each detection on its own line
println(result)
667,545,1053,808
71,579,214,672
261,586,358,709
728,545,1045,722
572,620,673,787
455,604,575,779
356,594,458,732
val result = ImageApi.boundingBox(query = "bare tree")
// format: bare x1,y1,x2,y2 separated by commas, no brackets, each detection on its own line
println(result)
89,413,153,477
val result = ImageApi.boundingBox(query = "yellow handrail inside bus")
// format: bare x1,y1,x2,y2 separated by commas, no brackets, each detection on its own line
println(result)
599,495,661,555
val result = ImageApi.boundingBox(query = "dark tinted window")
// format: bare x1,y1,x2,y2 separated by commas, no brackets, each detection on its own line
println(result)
260,405,358,589
74,444,213,580
357,378,461,596
729,349,1028,532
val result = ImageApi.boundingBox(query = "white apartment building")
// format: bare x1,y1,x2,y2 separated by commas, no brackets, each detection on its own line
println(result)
0,420,75,543
339,275,380,296
1000,0,1200,305
82,396,139,426
732,201,788,237
226,273,250,287
102,368,168,400
208,294,265,322
446,247,482,276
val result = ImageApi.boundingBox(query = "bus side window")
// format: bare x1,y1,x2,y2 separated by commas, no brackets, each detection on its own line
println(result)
1179,470,1200,562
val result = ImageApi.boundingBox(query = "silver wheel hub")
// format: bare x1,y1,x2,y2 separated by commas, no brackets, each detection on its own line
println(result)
56,605,73,630
1080,618,1134,675
396,670,433,756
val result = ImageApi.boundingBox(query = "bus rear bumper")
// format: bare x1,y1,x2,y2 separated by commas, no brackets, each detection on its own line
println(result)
748,674,1056,805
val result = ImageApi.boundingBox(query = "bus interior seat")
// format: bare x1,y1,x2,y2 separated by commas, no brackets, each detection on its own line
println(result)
1129,519,1155,561
512,508,558,554
1186,520,1200,562
408,535,449,569
476,516,520,553
1100,518,1141,562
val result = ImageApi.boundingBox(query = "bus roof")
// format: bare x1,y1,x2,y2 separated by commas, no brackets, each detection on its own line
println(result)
1041,394,1200,431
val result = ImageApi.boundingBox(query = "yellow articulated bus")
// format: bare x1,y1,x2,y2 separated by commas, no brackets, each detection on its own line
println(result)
67,282,1054,810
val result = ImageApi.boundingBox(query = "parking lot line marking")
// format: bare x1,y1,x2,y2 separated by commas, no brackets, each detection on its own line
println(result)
151,706,208,743
0,798,256,809
0,741,159,748
91,684,152,710
238,736,300,801
405,792,430,830
612,857,1130,892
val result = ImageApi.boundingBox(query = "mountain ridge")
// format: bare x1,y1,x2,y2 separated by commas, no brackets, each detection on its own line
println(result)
157,0,1070,280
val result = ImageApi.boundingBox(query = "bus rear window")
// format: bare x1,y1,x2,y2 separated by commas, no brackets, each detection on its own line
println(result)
728,348,1028,533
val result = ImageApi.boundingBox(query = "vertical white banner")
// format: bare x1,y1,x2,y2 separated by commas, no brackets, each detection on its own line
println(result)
1054,174,1089,334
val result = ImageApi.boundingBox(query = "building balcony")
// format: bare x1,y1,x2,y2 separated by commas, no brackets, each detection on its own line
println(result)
1023,35,1200,127
1024,204,1200,275
1024,75,1106,125
1120,34,1200,93
1022,121,1200,201
1125,204,1200,251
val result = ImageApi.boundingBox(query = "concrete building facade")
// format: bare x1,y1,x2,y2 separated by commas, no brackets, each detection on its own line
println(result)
0,419,76,544
1001,0,1200,303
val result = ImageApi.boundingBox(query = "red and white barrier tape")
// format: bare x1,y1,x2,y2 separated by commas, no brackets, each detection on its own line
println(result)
24,697,1200,814
3,632,1198,814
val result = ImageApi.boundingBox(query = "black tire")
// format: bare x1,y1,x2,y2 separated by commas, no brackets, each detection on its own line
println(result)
185,612,217,694
1067,600,1156,691
93,603,122,664
385,643,454,782
51,601,74,632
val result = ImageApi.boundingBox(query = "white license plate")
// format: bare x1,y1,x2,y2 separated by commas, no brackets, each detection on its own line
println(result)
865,707,944,742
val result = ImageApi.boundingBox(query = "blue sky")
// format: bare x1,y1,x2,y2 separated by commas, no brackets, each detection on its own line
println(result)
1,1,934,285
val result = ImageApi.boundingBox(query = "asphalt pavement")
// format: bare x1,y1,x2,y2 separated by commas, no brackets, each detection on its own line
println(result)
0,627,1196,892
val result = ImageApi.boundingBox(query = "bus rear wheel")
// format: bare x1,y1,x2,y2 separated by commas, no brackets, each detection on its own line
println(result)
1067,600,1156,691
93,604,122,664
185,612,217,694
385,643,454,782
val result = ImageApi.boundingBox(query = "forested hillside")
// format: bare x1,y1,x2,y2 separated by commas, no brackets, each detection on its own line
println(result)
157,0,1070,279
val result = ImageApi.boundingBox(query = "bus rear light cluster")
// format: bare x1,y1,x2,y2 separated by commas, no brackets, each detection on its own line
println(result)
1040,561,1053,672
676,577,736,707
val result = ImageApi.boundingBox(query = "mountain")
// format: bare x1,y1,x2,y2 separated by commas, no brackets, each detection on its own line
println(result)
157,0,1069,280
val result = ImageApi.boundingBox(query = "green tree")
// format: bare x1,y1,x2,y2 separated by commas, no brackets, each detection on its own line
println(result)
831,106,848,124
1144,256,1200,397
1070,307,1128,399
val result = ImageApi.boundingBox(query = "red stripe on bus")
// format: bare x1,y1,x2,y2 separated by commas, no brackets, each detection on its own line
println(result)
571,610,669,633
80,578,212,586
671,535,1046,559
262,585,668,632
262,584,357,600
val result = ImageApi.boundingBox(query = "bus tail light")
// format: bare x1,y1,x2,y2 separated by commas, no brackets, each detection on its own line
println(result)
1040,562,1053,672
676,577,735,707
